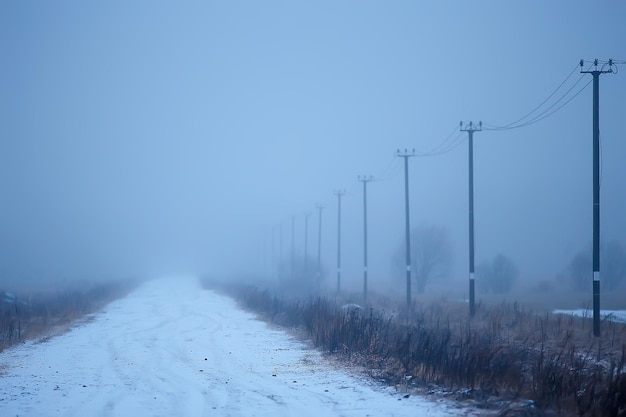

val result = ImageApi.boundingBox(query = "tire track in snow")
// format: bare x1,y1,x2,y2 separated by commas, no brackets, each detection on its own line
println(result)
0,277,479,417
97,279,215,417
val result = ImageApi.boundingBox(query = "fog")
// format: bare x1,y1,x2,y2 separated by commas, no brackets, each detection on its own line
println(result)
1,2,625,299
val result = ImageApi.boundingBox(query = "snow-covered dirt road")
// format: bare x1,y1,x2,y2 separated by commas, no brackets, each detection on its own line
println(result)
0,277,475,417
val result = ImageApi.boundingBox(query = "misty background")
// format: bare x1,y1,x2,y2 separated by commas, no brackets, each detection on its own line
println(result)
1,1,625,301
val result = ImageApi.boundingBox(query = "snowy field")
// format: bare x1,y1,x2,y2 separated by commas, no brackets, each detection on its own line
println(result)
0,277,479,417
553,308,626,323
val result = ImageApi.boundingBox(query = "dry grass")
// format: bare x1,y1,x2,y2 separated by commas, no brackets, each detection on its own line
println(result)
208,280,626,417
1,280,137,352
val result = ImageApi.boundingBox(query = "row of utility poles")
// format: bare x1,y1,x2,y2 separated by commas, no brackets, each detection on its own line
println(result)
272,59,615,338
273,187,366,298
457,59,614,337
395,120,479,317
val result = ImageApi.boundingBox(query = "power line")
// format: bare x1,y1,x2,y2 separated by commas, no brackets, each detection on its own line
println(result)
485,64,580,130
504,78,592,129
484,78,592,131
484,63,591,131
414,125,462,156
411,127,467,158
415,131,466,157
374,154,402,181
371,126,467,182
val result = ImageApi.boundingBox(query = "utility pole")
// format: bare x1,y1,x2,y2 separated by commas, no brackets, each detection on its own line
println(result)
291,215,295,280
279,224,283,259
461,121,482,318
316,204,325,293
272,225,276,281
581,58,615,337
304,212,311,279
279,223,283,284
358,176,373,301
334,190,346,294
397,149,415,310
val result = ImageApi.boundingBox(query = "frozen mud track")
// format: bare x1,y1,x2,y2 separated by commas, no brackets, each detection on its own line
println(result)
0,277,468,416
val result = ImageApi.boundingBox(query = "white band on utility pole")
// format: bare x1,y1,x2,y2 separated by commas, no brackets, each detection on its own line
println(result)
594,271,600,281
406,265,411,272
363,266,368,272
470,273,475,281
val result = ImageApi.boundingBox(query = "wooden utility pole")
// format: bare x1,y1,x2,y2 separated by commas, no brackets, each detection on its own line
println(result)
397,149,415,309
334,190,346,293
358,176,373,300
581,58,615,337
316,204,325,293
461,121,482,317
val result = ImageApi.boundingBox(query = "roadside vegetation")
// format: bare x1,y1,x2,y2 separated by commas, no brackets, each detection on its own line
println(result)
204,278,626,417
0,279,137,352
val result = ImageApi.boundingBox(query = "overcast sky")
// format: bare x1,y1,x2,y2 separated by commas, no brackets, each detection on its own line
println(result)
1,1,625,293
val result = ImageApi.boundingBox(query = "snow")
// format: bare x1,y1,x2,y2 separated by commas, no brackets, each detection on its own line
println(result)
553,308,626,323
0,277,475,417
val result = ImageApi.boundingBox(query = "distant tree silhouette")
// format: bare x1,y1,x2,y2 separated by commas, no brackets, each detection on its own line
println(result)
393,224,453,294
562,240,626,291
477,253,518,294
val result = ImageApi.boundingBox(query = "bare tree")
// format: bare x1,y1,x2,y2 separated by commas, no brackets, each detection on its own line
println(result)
393,224,453,294
562,240,626,291
478,254,518,294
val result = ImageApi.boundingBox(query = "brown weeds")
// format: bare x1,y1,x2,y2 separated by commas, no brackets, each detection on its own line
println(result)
210,281,626,417
1,280,136,352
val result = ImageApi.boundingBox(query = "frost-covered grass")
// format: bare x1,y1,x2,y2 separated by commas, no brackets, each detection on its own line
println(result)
553,309,626,324
214,281,626,417
0,279,137,352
